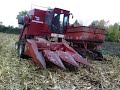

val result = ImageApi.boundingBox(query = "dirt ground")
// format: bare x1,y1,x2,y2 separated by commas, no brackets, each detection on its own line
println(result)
0,33,120,90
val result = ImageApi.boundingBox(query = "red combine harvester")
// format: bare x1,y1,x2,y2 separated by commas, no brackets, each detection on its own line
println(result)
15,8,105,69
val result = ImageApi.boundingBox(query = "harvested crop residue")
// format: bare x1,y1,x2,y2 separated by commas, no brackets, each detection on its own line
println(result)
0,33,120,90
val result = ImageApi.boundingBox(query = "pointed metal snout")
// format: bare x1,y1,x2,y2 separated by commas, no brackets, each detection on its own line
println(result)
56,51,79,67
44,50,66,69
72,53,91,66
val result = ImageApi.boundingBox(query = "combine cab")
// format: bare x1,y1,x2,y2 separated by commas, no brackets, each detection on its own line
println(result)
15,7,105,69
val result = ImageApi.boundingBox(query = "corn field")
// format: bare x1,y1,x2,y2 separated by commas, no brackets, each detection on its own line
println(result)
0,32,120,90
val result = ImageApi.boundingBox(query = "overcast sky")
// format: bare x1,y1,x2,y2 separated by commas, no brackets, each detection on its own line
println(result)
0,0,120,27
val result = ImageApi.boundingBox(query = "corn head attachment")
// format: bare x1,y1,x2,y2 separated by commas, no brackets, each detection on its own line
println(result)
24,38,90,69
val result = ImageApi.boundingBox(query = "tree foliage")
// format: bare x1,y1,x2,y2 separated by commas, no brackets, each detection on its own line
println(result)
106,23,120,42
16,10,28,19
0,24,20,34
0,22,3,25
73,20,82,27
89,19,108,29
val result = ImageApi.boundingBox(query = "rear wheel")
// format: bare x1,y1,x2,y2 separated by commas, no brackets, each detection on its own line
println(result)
18,43,25,58
77,51,87,58
89,50,103,60
94,50,103,60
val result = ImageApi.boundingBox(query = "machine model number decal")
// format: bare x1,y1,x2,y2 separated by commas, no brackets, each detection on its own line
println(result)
32,16,43,24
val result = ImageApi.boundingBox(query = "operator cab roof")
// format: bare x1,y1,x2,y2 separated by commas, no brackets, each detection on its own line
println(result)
27,8,70,16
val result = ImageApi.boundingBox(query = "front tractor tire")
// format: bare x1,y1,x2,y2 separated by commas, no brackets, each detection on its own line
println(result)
18,43,25,58
15,42,19,50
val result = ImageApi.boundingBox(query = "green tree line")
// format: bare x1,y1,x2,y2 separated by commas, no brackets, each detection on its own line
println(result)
0,24,20,34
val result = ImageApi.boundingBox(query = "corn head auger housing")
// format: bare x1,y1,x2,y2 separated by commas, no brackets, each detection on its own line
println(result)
15,8,105,69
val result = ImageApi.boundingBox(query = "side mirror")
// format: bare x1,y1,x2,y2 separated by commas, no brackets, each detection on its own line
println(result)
18,16,25,25
70,13,74,18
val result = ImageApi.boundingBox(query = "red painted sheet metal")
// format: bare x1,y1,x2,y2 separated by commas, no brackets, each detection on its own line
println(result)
44,50,66,69
26,40,46,69
36,38,64,51
67,26,105,34
27,9,49,36
62,43,91,66
72,53,90,66
65,26,105,42
65,32,105,41
56,51,79,67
